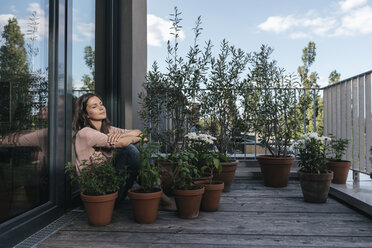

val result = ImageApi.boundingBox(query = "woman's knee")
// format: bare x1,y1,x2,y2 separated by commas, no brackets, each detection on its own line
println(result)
116,144,142,170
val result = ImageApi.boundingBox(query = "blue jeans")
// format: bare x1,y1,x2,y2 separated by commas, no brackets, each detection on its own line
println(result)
113,144,142,202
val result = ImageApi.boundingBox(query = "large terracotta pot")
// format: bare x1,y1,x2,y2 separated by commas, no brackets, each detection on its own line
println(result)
326,160,351,184
298,170,333,203
257,155,294,188
194,180,224,212
128,187,162,224
213,160,238,192
173,185,204,219
157,160,174,196
81,191,118,226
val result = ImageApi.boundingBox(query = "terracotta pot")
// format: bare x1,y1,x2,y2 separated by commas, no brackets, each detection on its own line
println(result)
80,191,118,226
128,187,162,224
326,160,351,184
298,170,333,203
194,180,224,211
213,160,238,192
257,155,294,188
173,185,204,219
157,160,174,196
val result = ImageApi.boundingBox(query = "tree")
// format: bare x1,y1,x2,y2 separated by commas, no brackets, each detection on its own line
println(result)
81,45,95,91
0,18,32,134
328,70,340,85
296,41,322,135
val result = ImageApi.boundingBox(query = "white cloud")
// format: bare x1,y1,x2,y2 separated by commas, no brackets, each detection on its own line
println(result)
339,0,368,12
258,0,372,38
74,22,95,42
0,14,15,27
147,14,185,47
10,5,17,14
318,75,329,87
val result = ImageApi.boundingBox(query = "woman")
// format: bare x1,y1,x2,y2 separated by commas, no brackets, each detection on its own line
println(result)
72,93,175,210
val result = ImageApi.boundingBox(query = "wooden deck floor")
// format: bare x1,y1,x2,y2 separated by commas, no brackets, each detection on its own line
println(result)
38,179,372,248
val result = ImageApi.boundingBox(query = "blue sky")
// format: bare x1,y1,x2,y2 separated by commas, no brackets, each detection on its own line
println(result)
147,0,372,87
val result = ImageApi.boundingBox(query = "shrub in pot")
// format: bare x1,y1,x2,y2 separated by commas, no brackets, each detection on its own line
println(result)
325,135,351,184
242,45,297,187
185,132,224,211
128,132,162,224
65,155,126,226
172,154,204,219
292,132,333,203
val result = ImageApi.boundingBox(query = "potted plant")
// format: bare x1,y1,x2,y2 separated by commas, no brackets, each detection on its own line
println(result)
200,40,248,191
65,155,125,226
128,132,162,224
243,45,297,187
185,132,224,211
171,152,204,219
292,132,333,203
325,135,351,184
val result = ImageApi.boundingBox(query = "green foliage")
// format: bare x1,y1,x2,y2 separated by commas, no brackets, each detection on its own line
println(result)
328,70,341,85
201,39,248,155
292,132,330,174
65,156,126,196
137,130,160,192
166,151,200,190
81,45,95,91
244,45,297,157
139,8,212,153
326,135,349,161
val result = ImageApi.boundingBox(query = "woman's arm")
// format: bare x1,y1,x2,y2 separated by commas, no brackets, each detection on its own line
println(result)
115,135,141,148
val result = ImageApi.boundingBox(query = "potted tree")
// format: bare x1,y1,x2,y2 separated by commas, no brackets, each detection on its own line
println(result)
65,155,125,226
185,132,224,211
243,45,297,187
200,39,248,192
128,132,162,224
325,135,351,184
171,152,204,219
292,132,333,203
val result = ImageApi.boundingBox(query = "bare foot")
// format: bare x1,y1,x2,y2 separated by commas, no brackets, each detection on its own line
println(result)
159,193,177,211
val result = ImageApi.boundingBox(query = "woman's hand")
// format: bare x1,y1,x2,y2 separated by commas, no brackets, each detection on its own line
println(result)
107,133,122,146
116,135,141,148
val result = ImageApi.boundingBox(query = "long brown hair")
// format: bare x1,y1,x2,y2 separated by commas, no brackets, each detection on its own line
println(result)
72,93,111,136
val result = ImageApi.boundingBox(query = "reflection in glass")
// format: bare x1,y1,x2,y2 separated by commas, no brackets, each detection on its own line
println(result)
0,1,49,223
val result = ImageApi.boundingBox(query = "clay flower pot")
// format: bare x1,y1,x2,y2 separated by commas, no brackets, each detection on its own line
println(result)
257,155,294,188
298,170,333,203
173,185,204,219
128,187,162,224
80,191,118,226
194,180,224,211
213,160,238,192
326,160,351,184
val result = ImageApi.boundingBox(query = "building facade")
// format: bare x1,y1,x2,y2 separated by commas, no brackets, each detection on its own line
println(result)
0,0,146,246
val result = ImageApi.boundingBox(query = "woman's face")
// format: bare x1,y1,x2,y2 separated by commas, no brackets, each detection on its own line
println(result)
86,96,107,121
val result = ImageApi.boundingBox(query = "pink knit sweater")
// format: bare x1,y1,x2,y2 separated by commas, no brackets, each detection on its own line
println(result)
74,126,129,171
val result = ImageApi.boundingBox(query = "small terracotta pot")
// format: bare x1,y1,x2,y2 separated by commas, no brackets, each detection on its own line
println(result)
81,191,118,226
128,187,162,224
257,156,294,188
173,185,204,219
326,160,351,184
194,180,224,211
298,170,333,203
213,160,238,192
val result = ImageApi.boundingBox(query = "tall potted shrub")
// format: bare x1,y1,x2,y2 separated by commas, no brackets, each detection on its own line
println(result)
243,45,297,187
325,135,351,184
128,132,162,224
65,156,126,226
292,132,333,203
200,39,248,191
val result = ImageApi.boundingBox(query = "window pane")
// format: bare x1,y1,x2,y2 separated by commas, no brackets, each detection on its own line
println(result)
0,1,49,223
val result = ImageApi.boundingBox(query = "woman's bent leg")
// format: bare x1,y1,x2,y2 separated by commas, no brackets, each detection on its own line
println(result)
113,144,142,203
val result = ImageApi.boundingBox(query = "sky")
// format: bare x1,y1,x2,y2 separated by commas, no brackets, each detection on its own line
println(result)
147,0,372,87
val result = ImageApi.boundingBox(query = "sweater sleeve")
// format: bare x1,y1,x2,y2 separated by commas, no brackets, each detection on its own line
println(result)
77,127,113,148
109,126,129,134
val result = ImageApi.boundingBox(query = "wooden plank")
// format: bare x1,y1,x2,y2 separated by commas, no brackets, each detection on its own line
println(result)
346,80,352,161
332,86,337,136
340,82,347,152
336,83,341,137
323,88,328,136
39,232,372,248
365,73,372,173
359,76,366,171
352,78,359,170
